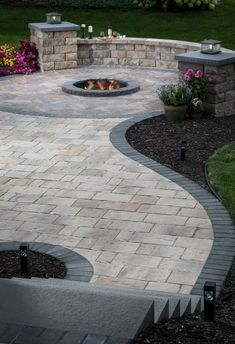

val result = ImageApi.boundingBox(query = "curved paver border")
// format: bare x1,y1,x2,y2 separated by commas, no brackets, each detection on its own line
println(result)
110,113,235,297
0,241,93,282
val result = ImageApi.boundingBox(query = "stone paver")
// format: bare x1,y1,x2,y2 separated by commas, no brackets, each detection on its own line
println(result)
0,67,214,293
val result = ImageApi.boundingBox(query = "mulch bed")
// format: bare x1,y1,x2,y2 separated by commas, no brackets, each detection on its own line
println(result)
126,114,235,343
0,250,67,279
126,114,235,189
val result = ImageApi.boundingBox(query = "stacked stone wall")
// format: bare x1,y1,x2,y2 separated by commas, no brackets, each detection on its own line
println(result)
30,29,78,72
77,38,199,69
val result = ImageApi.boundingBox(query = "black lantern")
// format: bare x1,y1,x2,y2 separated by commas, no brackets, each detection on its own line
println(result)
200,39,221,55
19,243,29,275
81,24,86,39
46,12,62,24
204,281,216,321
180,141,186,161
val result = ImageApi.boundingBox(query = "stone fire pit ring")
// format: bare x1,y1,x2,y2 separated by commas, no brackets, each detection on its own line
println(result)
62,78,140,97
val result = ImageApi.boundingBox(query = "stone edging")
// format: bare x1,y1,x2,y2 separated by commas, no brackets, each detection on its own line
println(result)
109,113,235,297
0,241,93,282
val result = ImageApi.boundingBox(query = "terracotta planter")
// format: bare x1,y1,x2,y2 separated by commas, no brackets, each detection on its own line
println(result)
164,104,187,122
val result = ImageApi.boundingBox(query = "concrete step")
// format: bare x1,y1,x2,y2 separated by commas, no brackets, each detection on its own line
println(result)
16,277,203,320
0,278,154,340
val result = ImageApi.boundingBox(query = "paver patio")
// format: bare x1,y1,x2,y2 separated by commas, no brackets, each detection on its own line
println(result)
0,66,213,294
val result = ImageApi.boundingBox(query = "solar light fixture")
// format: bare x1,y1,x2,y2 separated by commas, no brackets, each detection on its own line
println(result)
46,12,62,24
107,24,112,38
201,39,221,55
88,25,93,39
81,24,86,39
180,141,186,161
19,243,29,275
204,281,216,321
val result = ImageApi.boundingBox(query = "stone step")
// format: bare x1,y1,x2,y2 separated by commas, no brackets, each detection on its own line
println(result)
21,277,202,320
0,278,154,340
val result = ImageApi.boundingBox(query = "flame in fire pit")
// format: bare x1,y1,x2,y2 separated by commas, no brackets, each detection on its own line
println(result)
84,79,120,91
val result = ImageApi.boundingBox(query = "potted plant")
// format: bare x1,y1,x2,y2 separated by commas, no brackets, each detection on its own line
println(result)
158,82,192,122
190,97,204,119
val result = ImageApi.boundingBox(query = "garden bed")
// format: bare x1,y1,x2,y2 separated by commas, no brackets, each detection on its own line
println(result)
0,250,67,279
126,114,235,189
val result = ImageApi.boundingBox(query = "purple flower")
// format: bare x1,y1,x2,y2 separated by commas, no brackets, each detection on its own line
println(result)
183,74,190,81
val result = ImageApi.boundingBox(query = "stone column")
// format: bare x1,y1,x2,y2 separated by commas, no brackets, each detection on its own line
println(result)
28,22,80,72
176,51,235,117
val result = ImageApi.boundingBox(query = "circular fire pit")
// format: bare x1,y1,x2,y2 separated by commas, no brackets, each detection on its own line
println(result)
62,78,140,97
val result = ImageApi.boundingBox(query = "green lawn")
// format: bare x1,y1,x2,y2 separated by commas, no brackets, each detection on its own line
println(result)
0,0,235,49
207,142,235,224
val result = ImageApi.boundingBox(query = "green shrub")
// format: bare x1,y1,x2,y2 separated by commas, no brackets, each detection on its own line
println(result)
133,0,218,10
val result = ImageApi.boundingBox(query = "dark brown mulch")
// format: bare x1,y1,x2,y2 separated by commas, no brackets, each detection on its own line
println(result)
134,257,235,344
126,114,235,343
0,250,67,279
126,114,235,189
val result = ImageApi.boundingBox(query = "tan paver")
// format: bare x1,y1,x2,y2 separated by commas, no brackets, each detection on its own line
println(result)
0,67,214,293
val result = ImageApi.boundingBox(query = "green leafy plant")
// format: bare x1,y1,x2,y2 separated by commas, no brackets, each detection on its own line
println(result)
158,82,192,106
133,0,218,10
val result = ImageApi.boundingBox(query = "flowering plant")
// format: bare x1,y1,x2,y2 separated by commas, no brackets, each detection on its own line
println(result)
158,82,192,106
0,40,38,76
183,68,208,100
191,98,204,112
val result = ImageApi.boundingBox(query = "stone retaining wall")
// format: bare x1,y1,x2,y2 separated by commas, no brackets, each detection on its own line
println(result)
77,38,200,69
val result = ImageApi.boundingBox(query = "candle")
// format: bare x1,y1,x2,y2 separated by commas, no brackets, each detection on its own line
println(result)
81,24,86,28
52,15,56,22
88,25,93,33
209,44,213,51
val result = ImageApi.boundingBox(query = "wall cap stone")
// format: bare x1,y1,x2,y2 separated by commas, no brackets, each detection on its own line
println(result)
29,22,80,32
76,37,200,49
176,50,235,66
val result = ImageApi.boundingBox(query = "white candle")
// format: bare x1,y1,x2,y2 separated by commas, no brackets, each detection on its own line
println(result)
88,25,93,33
209,44,213,51
52,16,56,22
81,24,86,28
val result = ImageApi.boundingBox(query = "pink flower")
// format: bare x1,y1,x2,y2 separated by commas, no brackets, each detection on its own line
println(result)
195,70,203,78
187,68,194,75
183,74,190,81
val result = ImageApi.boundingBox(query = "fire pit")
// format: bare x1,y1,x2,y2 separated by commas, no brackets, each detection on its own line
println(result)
62,78,140,97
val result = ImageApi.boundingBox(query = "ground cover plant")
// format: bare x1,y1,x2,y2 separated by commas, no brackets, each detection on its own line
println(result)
0,1,235,49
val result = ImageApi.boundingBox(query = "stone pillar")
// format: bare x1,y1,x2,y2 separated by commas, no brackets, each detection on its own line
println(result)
176,51,235,117
28,22,80,72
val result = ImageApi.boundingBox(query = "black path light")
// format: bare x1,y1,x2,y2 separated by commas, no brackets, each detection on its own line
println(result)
19,243,29,275
180,140,187,161
204,281,216,321
81,24,86,39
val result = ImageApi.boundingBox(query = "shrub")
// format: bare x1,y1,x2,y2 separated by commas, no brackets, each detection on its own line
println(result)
133,0,218,10
0,40,38,76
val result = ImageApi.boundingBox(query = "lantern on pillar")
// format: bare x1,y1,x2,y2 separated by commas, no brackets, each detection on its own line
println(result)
46,12,62,24
200,39,221,55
